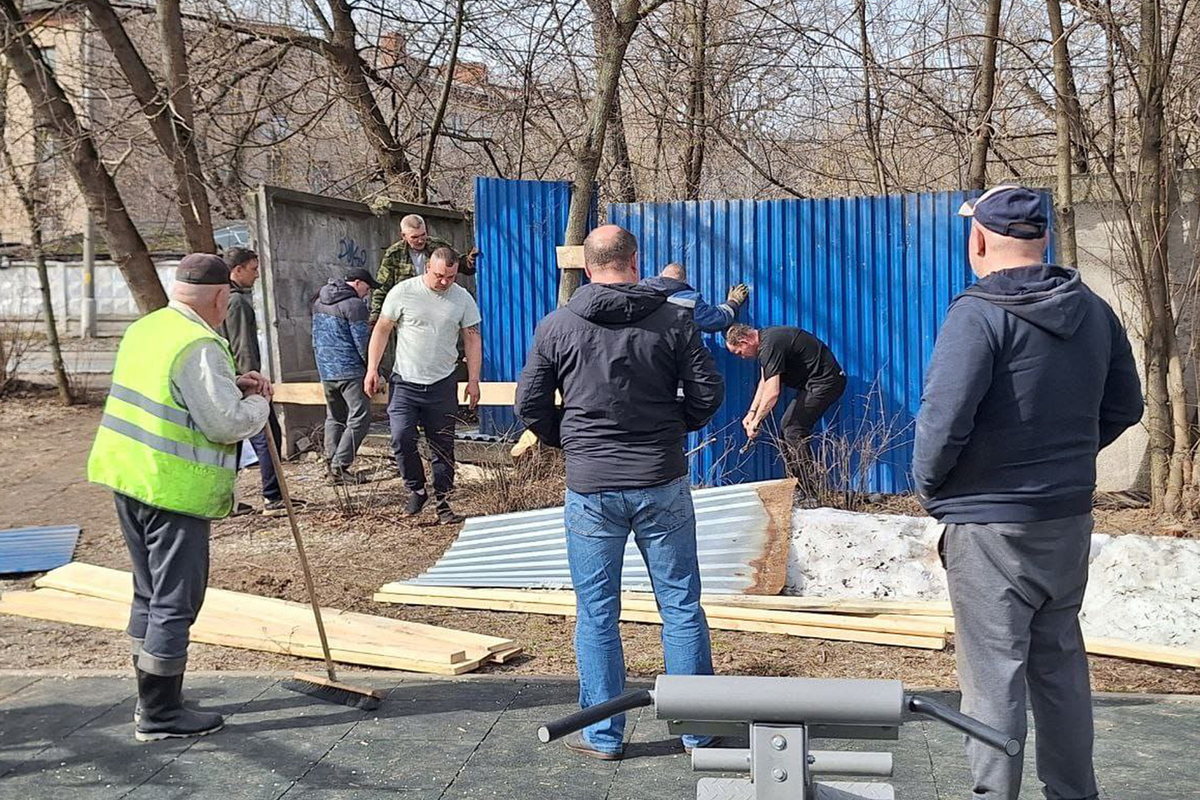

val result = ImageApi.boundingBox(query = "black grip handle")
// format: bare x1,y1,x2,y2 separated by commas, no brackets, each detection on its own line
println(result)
537,689,653,743
906,694,1021,757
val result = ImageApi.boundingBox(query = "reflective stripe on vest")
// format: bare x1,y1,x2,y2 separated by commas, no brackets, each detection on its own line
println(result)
87,307,238,519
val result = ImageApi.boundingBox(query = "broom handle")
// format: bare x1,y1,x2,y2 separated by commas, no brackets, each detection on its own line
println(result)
263,421,338,683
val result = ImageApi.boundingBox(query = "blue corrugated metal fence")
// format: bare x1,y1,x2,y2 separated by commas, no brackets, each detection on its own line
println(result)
474,181,1051,491
474,177,582,435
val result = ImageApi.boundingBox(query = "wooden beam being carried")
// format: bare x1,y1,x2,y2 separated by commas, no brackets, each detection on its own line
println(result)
272,381,519,407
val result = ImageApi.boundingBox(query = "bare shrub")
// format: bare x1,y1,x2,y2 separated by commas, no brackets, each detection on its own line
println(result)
467,446,566,516
0,321,37,396
765,383,910,512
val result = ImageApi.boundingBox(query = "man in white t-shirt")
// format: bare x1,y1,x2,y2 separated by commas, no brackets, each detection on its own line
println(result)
365,247,482,524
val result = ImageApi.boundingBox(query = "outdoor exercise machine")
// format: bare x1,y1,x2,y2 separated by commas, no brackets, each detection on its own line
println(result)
538,675,1020,800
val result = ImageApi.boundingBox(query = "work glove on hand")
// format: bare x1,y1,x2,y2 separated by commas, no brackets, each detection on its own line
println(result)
460,248,480,275
727,283,750,309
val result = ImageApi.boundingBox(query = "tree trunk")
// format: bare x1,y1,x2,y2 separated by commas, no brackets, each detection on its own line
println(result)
607,88,637,203
1135,0,1188,514
559,0,640,305
83,0,215,253
966,0,1002,189
681,0,708,200
0,61,71,403
418,0,465,204
155,0,214,251
0,0,166,312
1047,0,1077,266
324,0,419,198
856,0,887,194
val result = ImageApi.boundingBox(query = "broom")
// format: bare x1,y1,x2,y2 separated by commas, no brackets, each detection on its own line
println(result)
263,422,383,711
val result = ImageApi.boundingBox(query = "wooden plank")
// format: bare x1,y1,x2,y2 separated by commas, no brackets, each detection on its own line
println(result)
373,584,948,638
555,245,585,270
707,594,954,618
37,563,514,659
373,592,946,650
488,646,524,664
0,590,486,675
271,381,519,407
1084,638,1200,669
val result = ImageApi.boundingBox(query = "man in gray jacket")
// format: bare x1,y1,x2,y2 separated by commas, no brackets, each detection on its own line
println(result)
220,247,306,516
913,186,1143,800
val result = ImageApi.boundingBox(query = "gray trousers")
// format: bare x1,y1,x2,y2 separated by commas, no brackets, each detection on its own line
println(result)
115,493,210,677
943,514,1098,800
323,378,373,468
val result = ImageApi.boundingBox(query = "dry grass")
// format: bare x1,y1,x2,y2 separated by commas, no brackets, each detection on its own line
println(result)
462,446,566,516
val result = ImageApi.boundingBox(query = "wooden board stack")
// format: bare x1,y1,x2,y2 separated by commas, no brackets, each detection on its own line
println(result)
374,583,1200,668
374,584,953,651
0,562,520,675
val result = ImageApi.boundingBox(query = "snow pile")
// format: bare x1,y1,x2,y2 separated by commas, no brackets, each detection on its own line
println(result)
1080,534,1200,649
784,508,1200,650
785,508,947,599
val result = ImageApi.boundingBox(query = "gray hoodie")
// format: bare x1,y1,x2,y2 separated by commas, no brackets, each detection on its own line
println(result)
912,264,1143,523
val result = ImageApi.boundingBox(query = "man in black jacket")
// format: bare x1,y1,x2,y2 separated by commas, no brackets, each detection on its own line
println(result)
517,225,723,761
219,247,306,516
913,186,1143,799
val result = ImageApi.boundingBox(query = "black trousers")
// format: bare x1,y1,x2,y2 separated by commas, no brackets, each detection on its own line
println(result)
780,375,846,492
387,374,457,496
116,493,210,676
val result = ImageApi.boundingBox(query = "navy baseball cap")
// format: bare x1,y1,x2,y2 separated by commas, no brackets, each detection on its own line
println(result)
345,267,381,289
958,185,1047,240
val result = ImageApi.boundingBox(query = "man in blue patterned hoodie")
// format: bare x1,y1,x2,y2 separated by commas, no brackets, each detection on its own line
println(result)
641,263,749,333
312,267,378,484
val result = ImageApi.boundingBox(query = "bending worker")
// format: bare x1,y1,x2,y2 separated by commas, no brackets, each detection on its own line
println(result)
725,323,845,493
642,262,749,332
913,186,1143,799
87,254,272,741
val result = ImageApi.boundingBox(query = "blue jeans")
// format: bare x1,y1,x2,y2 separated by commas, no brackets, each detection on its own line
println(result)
565,475,714,754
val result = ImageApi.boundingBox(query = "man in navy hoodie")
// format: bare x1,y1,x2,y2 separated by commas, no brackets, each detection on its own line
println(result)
913,186,1143,800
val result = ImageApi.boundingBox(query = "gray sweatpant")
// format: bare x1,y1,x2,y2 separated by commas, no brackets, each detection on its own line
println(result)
323,378,373,469
116,493,210,677
943,514,1098,800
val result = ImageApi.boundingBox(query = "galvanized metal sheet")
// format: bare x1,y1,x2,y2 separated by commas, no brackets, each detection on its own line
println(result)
0,525,81,575
404,479,793,594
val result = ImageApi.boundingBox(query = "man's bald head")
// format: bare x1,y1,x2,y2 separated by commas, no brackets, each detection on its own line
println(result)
661,263,686,282
969,220,1048,277
171,281,231,329
583,225,638,283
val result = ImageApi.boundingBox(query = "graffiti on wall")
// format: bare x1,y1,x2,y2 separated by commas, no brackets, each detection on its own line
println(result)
336,237,368,269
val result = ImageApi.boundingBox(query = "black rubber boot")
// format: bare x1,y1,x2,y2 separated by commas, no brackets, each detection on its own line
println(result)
405,491,429,517
435,498,463,525
134,670,224,742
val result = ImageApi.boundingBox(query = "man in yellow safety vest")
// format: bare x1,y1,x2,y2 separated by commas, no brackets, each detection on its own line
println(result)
87,253,272,741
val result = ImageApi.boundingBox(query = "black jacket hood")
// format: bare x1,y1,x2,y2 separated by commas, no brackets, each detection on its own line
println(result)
962,264,1090,339
567,281,669,325
318,278,358,305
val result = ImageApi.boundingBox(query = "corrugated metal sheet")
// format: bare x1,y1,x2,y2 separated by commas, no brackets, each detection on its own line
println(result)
474,177,581,436
609,191,1053,491
404,479,793,593
0,525,80,574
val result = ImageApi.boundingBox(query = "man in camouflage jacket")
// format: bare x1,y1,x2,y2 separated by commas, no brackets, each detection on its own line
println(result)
369,214,478,322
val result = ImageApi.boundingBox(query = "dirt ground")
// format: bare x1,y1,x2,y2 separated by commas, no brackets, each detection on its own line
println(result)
1,387,1197,694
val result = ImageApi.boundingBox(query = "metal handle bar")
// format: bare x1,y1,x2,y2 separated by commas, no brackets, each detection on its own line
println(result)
537,689,653,743
906,694,1021,756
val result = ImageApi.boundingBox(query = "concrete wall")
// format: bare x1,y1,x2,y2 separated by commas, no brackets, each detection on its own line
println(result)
246,185,472,383
247,185,472,452
1068,172,1199,491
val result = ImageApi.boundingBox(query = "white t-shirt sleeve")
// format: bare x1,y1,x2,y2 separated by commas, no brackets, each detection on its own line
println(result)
461,291,482,329
380,283,406,323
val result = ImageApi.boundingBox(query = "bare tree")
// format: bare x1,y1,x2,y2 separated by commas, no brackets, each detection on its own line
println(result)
0,62,71,403
967,0,1003,189
0,0,166,312
1047,0,1077,265
560,0,671,305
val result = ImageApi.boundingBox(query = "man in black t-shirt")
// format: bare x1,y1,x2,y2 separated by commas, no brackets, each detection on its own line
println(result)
725,324,846,488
